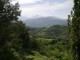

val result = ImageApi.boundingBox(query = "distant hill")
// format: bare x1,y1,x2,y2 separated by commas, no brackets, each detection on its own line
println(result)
23,17,67,27
29,25,68,40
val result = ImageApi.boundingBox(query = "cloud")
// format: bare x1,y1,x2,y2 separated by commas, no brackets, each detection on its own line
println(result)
12,0,42,4
12,0,73,19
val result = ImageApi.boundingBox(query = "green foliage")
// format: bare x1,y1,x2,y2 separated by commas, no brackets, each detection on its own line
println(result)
26,37,71,60
0,0,31,60
8,21,31,52
28,25,71,60
0,0,20,46
68,0,80,59
0,0,21,60
29,25,68,41
0,0,73,60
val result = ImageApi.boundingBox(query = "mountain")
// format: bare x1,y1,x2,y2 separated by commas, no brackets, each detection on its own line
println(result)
23,17,67,27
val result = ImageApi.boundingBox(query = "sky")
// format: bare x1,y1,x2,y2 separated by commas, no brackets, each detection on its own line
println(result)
12,0,73,20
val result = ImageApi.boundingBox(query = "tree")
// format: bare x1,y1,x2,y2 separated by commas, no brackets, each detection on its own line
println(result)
69,0,80,60
9,21,31,52
0,0,20,46
0,0,20,60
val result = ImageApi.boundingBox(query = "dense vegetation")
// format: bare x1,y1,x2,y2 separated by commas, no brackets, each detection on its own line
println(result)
28,25,72,60
68,0,80,60
0,0,79,60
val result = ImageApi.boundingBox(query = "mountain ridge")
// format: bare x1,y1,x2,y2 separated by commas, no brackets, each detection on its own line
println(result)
23,16,67,27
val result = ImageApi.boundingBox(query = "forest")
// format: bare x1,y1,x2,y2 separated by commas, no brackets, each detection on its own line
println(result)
0,0,80,60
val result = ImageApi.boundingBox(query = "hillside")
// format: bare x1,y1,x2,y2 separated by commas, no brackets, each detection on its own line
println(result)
23,17,67,27
29,25,68,40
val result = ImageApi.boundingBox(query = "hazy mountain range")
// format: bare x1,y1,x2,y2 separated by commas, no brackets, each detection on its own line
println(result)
23,17,67,27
